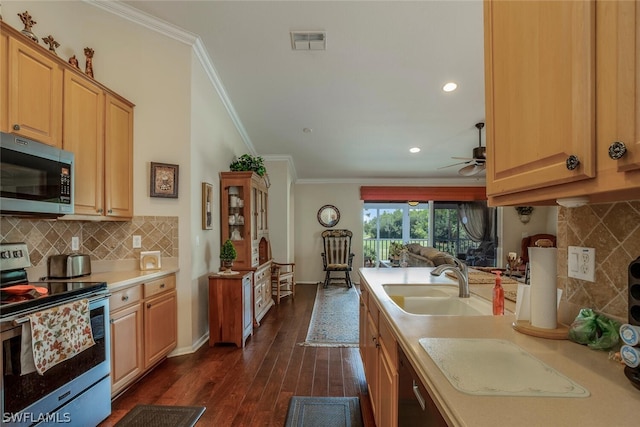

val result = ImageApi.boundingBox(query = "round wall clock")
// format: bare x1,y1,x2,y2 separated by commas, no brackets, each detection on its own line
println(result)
317,204,340,228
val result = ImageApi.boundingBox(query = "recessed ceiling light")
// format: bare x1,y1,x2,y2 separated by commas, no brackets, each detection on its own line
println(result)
409,147,421,153
303,128,313,133
442,82,458,92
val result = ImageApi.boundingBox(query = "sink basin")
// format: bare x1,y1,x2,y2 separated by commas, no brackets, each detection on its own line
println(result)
382,284,493,316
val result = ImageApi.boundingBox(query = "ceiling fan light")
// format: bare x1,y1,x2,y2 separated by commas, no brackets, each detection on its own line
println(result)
458,164,484,176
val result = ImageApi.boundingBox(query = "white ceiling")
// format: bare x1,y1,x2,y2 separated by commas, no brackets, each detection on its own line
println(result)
122,1,486,183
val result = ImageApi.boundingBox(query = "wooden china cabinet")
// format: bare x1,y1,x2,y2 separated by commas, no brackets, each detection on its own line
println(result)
219,171,273,325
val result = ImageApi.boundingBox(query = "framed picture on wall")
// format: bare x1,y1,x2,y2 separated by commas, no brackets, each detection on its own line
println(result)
202,182,213,230
150,162,179,198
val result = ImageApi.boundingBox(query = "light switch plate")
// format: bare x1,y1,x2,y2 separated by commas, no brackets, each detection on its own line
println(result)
71,236,79,251
568,246,595,282
132,235,142,249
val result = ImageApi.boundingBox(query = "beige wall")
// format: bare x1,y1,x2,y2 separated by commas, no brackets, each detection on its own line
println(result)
294,183,364,284
3,1,248,354
499,206,558,267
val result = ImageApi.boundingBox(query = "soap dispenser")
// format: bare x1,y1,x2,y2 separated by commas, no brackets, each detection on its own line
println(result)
492,270,504,315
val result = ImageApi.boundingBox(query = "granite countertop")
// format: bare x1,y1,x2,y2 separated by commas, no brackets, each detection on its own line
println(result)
359,267,637,427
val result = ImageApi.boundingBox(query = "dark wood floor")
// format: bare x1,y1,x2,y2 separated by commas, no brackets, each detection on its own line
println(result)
99,284,374,427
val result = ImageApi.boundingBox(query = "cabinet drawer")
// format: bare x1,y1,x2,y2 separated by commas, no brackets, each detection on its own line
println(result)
110,285,142,312
144,274,176,298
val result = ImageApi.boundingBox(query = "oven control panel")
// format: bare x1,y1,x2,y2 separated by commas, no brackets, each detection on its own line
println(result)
0,242,31,271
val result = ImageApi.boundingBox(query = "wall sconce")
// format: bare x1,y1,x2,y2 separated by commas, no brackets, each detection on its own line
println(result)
407,201,420,207
515,206,534,223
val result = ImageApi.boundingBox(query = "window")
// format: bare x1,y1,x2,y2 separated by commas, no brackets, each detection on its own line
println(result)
363,202,495,267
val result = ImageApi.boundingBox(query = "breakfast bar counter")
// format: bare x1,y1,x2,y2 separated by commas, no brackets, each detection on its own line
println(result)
359,267,637,427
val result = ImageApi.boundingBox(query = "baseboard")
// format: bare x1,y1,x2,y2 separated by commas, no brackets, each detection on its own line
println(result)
168,333,209,358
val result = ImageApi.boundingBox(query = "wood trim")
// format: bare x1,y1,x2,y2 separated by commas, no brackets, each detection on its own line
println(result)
360,186,487,202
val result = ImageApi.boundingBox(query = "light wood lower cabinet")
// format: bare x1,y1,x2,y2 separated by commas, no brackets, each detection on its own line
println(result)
360,281,398,427
109,273,177,397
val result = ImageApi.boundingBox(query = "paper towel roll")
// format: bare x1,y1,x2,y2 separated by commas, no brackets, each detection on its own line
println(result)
529,247,558,329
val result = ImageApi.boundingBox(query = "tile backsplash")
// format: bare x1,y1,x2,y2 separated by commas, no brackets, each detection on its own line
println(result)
0,216,178,267
557,200,640,320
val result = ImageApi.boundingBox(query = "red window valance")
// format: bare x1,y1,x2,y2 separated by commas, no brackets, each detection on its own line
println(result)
360,186,486,202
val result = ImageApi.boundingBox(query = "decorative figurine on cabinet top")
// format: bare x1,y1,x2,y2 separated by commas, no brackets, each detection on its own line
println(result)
68,55,80,69
18,11,38,43
84,47,94,78
42,35,59,55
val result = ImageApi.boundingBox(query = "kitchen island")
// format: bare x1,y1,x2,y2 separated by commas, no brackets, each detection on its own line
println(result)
359,267,637,427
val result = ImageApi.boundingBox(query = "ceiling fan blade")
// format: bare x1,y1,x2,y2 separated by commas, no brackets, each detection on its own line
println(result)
438,160,469,170
451,156,474,161
458,163,486,176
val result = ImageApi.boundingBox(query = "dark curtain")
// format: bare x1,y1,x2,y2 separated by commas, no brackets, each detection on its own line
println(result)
457,201,495,242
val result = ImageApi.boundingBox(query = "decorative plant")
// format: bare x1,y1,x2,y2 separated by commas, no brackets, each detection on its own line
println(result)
220,239,237,262
515,206,534,216
229,154,267,176
388,242,406,259
515,206,534,224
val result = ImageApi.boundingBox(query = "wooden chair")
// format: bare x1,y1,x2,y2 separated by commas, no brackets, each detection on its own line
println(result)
271,262,295,303
321,229,355,288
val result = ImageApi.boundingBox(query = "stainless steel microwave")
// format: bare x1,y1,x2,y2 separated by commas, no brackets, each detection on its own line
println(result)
0,132,74,216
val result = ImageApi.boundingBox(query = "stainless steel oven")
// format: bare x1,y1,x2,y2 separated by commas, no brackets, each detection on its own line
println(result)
1,243,111,427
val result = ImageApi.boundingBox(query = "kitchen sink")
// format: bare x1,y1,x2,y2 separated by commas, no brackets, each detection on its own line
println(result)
382,284,493,316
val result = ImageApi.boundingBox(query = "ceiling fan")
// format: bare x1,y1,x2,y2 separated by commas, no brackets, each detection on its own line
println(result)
439,122,486,176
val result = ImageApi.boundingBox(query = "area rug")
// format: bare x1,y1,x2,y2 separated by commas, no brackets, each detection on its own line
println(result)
284,397,363,427
114,404,206,427
299,284,359,347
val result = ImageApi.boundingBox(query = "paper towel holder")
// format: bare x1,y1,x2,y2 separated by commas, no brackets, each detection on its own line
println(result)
140,251,162,271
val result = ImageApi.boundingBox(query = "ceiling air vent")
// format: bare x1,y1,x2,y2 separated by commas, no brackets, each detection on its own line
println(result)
290,31,326,51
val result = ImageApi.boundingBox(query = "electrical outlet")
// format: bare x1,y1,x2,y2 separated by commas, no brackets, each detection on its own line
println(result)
568,246,595,282
71,236,80,251
132,235,142,249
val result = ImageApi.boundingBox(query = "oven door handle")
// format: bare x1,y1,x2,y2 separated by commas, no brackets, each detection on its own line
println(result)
11,293,110,325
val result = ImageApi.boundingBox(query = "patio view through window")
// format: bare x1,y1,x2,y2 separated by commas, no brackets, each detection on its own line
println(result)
363,202,496,267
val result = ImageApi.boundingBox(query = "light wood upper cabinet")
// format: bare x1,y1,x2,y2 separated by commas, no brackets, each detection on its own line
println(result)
105,94,134,218
484,0,640,205
0,31,8,133
63,70,105,216
8,35,63,147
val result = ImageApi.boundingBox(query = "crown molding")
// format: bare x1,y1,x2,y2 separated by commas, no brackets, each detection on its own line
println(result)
84,0,255,154
262,155,298,182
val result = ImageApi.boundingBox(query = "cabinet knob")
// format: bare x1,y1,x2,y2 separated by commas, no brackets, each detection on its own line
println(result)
121,295,129,302
565,155,580,170
12,124,20,131
160,283,165,288
107,209,113,214
147,303,152,309
608,141,627,160
97,208,103,213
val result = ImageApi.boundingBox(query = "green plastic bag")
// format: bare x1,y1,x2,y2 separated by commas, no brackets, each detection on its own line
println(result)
568,308,621,350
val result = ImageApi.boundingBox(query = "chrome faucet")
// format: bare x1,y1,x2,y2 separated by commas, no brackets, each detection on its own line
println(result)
431,258,470,298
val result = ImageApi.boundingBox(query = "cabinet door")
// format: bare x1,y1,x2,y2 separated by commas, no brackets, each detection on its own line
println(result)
379,349,398,427
63,70,105,216
484,0,596,196
105,94,134,218
144,290,177,369
597,0,640,173
0,31,8,133
110,303,143,396
365,310,379,419
8,37,63,146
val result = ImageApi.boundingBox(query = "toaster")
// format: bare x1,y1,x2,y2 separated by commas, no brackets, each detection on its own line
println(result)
48,254,92,278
